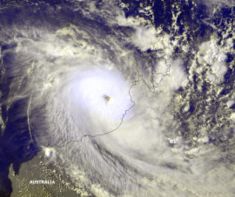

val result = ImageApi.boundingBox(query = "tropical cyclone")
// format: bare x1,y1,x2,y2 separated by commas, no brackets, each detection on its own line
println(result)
0,1,234,197
1,23,185,197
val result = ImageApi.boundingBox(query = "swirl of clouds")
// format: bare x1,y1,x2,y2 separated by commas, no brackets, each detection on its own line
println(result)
0,0,234,197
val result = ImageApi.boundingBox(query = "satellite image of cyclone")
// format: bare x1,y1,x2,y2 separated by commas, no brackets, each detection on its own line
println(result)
0,0,234,197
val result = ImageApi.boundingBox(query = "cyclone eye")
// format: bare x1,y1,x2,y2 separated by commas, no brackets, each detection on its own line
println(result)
103,94,111,103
